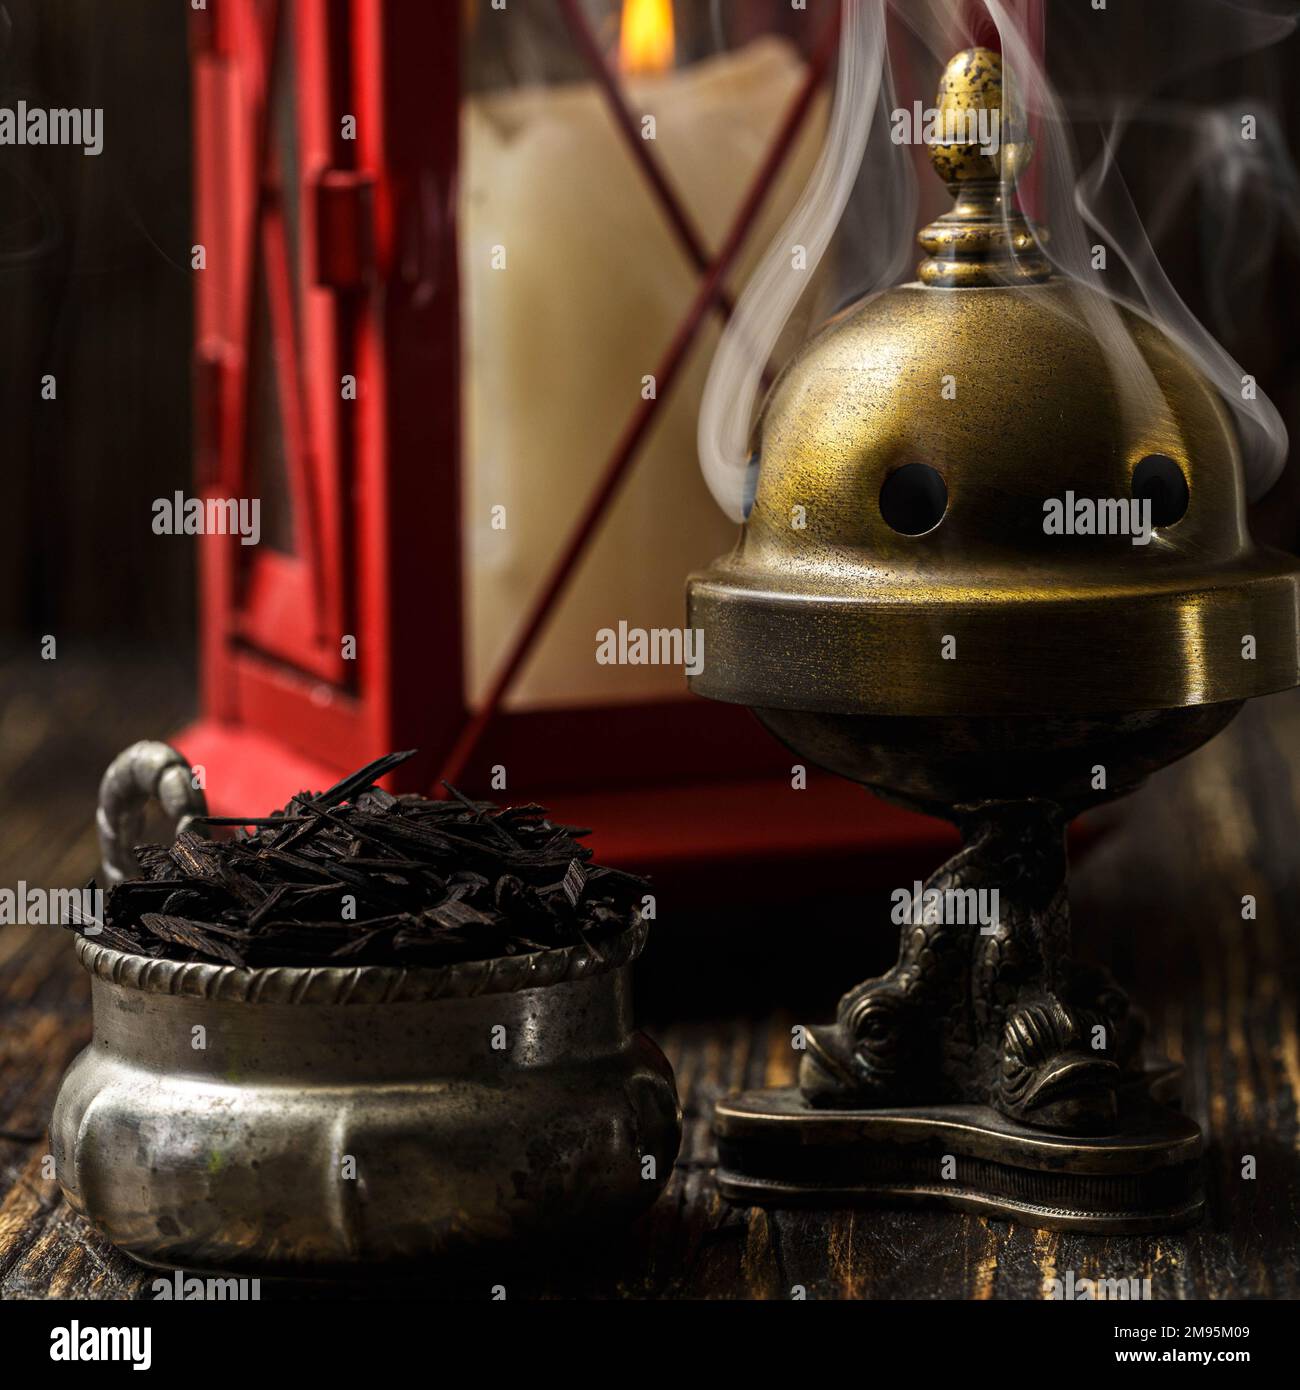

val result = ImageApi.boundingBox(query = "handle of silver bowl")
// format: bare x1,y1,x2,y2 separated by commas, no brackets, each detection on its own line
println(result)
97,741,209,886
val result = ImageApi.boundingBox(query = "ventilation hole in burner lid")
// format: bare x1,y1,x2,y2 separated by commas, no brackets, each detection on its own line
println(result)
1131,455,1189,528
741,451,761,521
879,463,948,536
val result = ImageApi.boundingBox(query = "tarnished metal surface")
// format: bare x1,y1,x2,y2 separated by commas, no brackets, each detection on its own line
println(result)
687,268,1300,716
714,1081,1204,1235
96,741,208,886
798,799,1142,1134
52,927,681,1272
752,704,1242,815
920,47,1047,286
687,48,1300,718
686,44,1300,1228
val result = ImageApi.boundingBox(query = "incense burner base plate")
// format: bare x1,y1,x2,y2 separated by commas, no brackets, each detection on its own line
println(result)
714,1068,1202,1234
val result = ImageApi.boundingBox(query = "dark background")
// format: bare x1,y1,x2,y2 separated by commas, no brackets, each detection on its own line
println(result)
0,0,191,647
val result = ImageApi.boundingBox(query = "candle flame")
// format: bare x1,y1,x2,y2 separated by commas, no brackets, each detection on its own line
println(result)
619,0,675,76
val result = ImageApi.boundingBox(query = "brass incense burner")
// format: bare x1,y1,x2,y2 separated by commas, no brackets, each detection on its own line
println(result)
688,49,1300,1231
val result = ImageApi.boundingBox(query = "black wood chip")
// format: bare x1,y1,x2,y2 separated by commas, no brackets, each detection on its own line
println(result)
71,752,647,969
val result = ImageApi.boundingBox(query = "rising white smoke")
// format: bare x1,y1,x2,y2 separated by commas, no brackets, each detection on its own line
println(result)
699,0,1299,518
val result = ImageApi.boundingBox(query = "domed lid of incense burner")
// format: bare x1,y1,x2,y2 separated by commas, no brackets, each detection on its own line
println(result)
687,48,1300,718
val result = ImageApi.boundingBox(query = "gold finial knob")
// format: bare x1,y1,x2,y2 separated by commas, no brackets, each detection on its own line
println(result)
917,47,1050,287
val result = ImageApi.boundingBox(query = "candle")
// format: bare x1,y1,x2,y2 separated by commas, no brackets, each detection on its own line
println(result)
462,18,827,708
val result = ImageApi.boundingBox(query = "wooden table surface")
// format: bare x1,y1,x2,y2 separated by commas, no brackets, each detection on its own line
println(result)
1,653,1297,1299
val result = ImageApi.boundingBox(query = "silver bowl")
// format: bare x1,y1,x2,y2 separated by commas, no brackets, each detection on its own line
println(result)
52,921,680,1272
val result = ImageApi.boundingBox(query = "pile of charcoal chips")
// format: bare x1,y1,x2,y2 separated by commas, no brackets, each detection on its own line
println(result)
75,751,647,969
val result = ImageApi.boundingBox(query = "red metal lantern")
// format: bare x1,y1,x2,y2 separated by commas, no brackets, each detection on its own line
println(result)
185,0,472,808
179,0,1047,895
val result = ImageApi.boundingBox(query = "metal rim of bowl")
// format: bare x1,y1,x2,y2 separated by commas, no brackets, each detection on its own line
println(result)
73,914,648,1005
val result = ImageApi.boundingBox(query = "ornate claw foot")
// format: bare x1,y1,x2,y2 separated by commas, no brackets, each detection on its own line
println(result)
799,800,1143,1134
